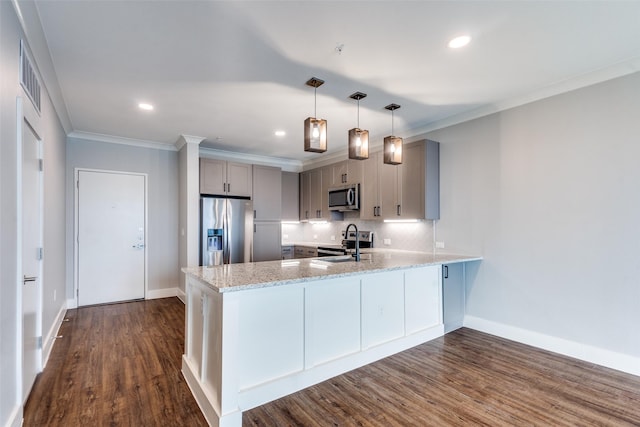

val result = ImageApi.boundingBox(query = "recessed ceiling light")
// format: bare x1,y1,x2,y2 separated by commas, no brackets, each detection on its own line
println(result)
138,102,154,111
275,130,286,137
448,35,471,49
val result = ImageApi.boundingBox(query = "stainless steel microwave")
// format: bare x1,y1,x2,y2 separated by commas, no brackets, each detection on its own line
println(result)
328,184,360,211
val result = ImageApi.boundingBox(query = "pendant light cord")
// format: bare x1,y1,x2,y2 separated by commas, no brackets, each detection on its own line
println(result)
357,99,360,128
391,108,394,135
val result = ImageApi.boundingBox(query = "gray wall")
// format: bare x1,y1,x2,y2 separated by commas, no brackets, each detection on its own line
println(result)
426,71,640,357
1,1,67,424
66,139,180,300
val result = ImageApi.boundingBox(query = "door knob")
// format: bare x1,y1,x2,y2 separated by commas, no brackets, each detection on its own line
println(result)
23,275,37,284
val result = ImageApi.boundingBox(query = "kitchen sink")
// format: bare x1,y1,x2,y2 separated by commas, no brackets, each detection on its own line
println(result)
320,256,355,263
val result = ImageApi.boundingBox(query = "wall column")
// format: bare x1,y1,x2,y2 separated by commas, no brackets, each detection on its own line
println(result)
176,135,203,294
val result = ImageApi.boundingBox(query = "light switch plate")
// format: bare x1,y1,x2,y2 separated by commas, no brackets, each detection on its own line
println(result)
435,241,445,249
383,238,391,245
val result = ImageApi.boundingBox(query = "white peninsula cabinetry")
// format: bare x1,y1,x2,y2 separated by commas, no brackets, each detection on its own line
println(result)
183,263,443,427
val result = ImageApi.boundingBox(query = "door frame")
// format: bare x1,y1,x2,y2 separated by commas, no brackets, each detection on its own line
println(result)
73,168,149,307
16,95,44,402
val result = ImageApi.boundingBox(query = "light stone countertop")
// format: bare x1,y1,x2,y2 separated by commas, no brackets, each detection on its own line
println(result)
182,249,482,293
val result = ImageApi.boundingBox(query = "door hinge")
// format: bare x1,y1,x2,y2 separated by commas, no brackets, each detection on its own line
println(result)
37,247,43,260
36,336,42,349
38,159,43,172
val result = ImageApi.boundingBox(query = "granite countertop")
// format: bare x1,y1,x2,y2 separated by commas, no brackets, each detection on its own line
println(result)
182,249,482,293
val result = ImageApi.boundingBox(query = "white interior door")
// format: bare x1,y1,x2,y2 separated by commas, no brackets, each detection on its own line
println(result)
77,170,146,306
21,113,43,402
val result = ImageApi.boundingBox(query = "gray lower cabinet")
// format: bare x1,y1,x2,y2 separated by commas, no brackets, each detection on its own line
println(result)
294,245,317,259
281,245,293,260
253,222,282,262
442,263,465,333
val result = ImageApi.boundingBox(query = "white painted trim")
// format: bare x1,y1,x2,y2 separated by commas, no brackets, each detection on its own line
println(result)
176,287,186,304
199,147,302,172
68,131,176,151
407,57,640,141
146,287,179,300
42,303,66,369
66,298,77,310
175,134,205,150
5,403,22,427
464,315,640,377
73,168,149,307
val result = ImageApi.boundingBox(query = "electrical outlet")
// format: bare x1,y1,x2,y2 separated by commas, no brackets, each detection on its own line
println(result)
54,289,57,301
383,238,391,245
283,234,289,239
330,235,335,241
435,241,445,249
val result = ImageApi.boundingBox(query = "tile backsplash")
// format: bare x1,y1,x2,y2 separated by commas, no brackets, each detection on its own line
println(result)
282,219,435,252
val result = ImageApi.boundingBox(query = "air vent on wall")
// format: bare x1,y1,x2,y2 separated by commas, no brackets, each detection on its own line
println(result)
20,40,41,114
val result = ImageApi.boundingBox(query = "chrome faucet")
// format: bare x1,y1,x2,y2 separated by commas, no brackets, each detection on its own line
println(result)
344,223,361,262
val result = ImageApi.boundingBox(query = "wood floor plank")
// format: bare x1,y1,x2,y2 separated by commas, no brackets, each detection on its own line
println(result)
25,299,640,427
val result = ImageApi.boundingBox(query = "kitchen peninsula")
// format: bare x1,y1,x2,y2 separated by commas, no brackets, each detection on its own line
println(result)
182,250,481,427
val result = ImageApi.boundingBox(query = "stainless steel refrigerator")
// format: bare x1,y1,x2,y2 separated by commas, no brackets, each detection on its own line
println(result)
200,196,253,266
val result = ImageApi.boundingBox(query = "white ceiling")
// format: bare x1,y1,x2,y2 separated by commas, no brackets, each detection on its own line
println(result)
34,1,640,162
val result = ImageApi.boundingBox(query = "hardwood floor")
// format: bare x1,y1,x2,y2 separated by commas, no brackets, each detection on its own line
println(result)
24,298,207,426
245,329,640,426
25,298,640,426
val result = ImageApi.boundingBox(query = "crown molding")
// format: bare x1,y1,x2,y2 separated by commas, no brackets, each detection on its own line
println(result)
12,0,73,134
175,134,205,150
68,131,176,151
407,56,640,139
199,147,303,172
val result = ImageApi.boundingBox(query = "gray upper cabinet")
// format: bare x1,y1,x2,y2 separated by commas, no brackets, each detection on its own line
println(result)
252,165,282,221
200,158,252,197
299,168,325,220
331,159,363,186
281,172,299,222
360,140,440,220
299,139,439,222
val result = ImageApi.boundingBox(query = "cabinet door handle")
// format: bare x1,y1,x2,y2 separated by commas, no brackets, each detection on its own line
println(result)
397,204,401,216
227,183,230,192
254,224,256,233
254,210,257,219
444,265,449,279
377,206,381,216
223,183,226,192
305,210,309,219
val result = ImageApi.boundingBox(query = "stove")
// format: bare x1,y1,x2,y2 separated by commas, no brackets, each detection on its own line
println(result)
341,230,374,251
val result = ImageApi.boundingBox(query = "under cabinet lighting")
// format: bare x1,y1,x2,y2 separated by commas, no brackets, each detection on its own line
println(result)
281,261,300,267
383,219,420,223
281,220,300,224
309,220,328,225
138,102,154,111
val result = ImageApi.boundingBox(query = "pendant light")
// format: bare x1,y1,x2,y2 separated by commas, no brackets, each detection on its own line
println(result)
304,77,327,153
383,103,403,165
348,92,369,160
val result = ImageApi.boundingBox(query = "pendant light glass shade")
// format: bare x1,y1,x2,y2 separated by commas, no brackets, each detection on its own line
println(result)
348,92,369,160
348,128,369,160
304,77,327,153
383,103,403,165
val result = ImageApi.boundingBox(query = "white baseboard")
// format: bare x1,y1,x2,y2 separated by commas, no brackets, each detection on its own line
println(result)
176,287,186,304
5,403,21,427
42,302,67,369
66,298,77,309
464,315,640,377
146,286,180,300
146,287,177,300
